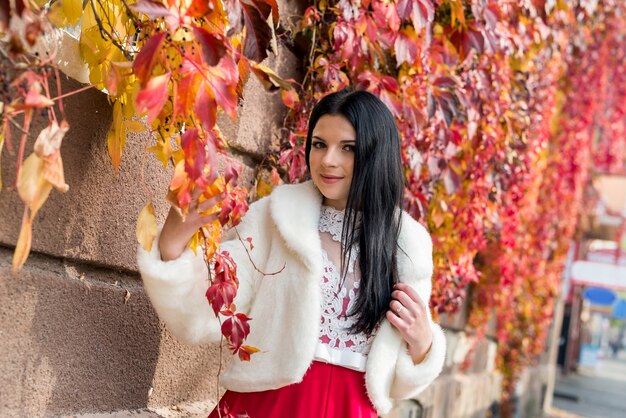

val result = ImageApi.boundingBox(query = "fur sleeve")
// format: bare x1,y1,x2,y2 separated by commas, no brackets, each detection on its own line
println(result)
390,214,447,399
136,198,271,345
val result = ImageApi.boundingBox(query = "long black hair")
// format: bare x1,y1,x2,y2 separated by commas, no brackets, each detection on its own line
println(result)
305,88,405,335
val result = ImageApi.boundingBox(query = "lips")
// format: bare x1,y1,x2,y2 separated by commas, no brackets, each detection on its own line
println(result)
320,174,343,184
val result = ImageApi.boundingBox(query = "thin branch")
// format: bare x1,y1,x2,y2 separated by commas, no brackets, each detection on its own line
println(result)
6,116,30,135
140,124,154,201
13,109,33,189
234,227,285,276
41,74,58,125
89,0,133,61
53,66,66,120
8,85,95,117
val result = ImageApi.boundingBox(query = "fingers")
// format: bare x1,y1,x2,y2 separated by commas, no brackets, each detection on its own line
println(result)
197,194,224,213
394,282,427,311
391,290,416,319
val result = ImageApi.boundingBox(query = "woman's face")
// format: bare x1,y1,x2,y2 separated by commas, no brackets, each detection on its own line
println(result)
309,114,356,210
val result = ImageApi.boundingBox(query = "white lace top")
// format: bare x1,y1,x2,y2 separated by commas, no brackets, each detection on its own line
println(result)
313,205,374,371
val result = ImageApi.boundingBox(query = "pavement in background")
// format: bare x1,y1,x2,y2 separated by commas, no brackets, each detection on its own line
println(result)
550,351,626,418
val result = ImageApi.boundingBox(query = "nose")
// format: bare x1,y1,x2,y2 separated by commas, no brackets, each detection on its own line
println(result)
321,147,339,168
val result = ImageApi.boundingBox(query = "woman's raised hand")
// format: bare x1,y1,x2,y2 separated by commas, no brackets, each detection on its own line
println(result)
158,186,225,261
386,282,434,365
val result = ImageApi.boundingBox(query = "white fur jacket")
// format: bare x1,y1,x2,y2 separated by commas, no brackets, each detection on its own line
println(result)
137,180,446,415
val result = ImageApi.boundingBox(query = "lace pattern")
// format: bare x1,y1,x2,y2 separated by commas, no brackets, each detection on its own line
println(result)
316,205,372,357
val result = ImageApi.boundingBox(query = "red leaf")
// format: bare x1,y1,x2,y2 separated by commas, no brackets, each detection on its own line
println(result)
194,83,218,131
130,0,174,18
411,0,435,32
180,128,216,181
240,0,273,62
222,312,252,352
133,32,166,86
225,164,239,185
206,56,239,119
206,251,239,315
173,69,201,121
135,72,171,123
394,26,420,66
192,26,228,66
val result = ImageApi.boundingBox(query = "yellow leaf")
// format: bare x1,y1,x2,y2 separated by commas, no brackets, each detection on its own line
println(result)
256,178,272,198
107,101,125,173
136,201,157,252
17,153,53,216
12,209,33,272
148,137,173,169
47,0,84,28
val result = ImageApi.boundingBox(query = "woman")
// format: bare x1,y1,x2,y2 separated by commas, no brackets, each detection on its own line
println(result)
137,89,446,417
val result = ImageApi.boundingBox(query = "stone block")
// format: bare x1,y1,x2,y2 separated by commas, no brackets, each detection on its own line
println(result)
0,247,224,416
220,44,302,158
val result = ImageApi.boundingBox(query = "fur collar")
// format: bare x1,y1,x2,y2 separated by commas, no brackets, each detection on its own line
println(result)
269,180,324,270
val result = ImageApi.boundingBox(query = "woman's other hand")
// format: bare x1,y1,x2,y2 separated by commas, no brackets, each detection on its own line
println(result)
158,186,224,261
386,282,434,365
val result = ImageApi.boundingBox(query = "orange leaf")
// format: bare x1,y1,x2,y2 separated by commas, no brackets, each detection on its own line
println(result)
280,87,299,109
173,70,201,121
12,209,33,272
136,201,158,252
237,345,260,361
136,72,171,124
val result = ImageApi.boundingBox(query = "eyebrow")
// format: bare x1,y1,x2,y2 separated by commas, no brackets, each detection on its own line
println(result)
312,135,356,144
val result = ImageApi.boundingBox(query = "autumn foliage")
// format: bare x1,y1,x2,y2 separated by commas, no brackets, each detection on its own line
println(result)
1,0,626,412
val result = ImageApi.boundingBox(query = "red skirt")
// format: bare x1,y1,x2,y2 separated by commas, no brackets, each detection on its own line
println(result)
208,361,377,418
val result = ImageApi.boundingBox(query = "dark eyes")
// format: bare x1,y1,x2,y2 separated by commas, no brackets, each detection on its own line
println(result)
311,141,355,152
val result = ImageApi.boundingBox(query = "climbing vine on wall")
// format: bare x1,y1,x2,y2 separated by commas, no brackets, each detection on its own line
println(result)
0,0,297,363
277,0,626,410
2,0,626,414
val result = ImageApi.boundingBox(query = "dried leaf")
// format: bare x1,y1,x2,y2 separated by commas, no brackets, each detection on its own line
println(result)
17,153,53,216
34,120,69,157
42,154,69,192
136,201,157,252
124,289,131,304
12,209,32,272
